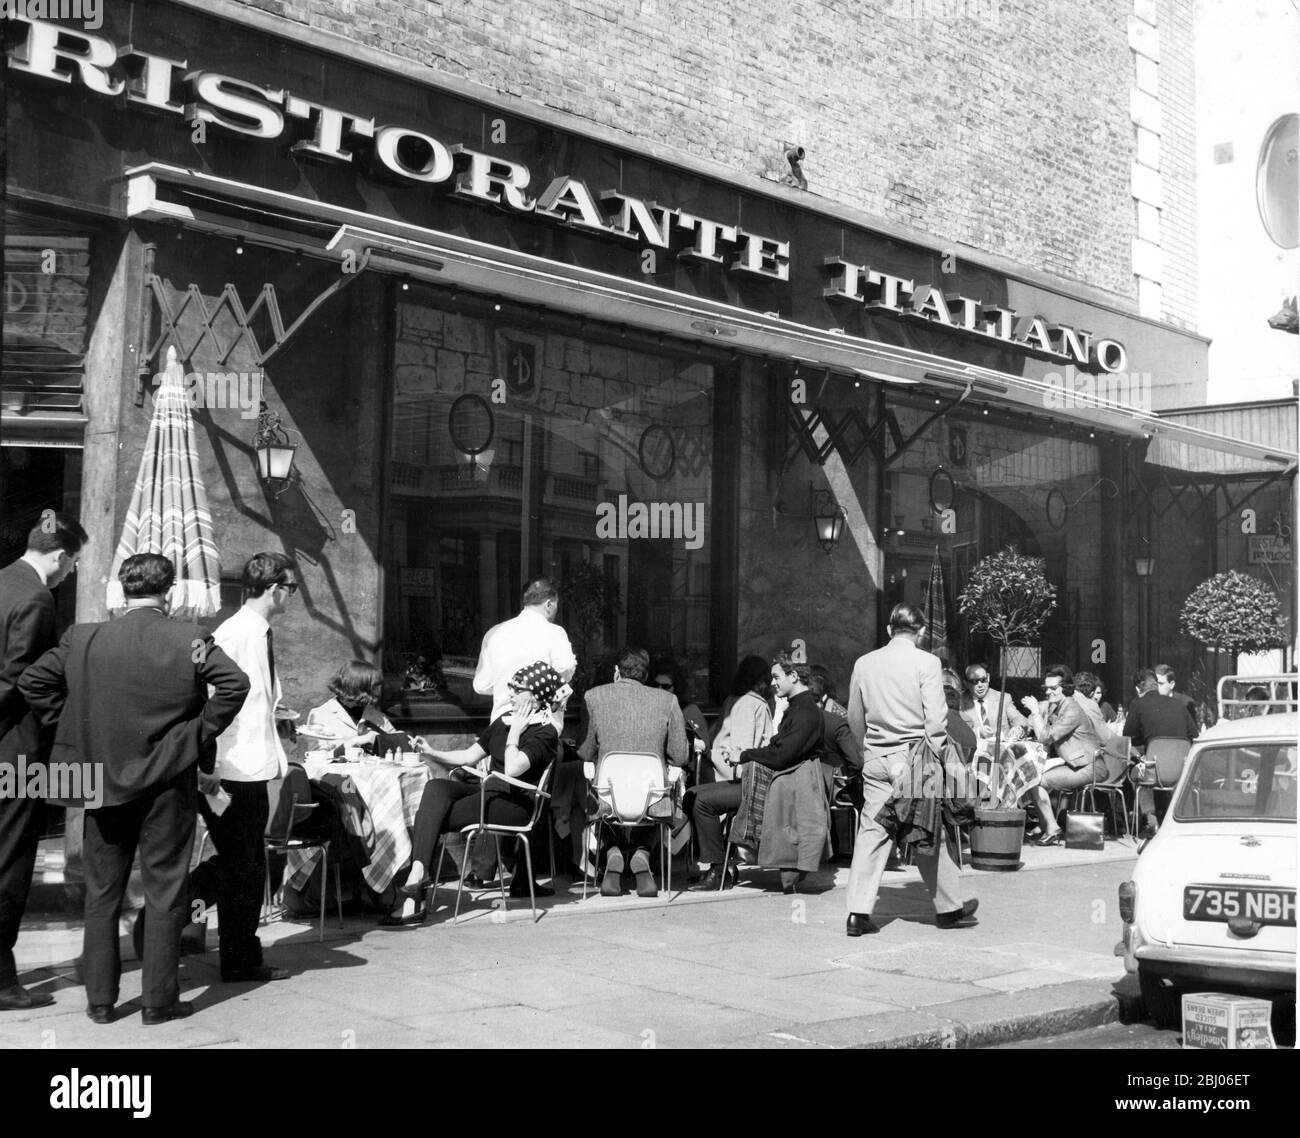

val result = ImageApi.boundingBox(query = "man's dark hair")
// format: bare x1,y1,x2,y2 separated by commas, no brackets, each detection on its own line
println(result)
616,646,649,683
649,656,691,705
241,551,295,598
26,511,88,556
1045,664,1075,697
888,602,926,635
772,650,811,687
808,664,836,702
731,655,771,696
1133,668,1157,693
1154,663,1176,684
1074,671,1100,698
119,553,174,598
521,577,558,607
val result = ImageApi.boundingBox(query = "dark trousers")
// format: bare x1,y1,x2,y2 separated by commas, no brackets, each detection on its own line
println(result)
83,770,196,1008
410,779,530,871
0,793,44,989
684,781,742,865
192,780,269,975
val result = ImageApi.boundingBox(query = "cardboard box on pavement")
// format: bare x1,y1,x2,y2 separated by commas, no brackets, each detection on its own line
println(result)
1182,993,1275,1049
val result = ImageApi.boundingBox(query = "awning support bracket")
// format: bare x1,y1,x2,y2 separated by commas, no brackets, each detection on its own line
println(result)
139,248,372,375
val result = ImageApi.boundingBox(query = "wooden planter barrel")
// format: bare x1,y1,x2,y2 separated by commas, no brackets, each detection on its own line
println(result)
969,806,1026,871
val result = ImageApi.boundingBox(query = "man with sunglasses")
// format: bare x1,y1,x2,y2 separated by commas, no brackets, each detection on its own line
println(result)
960,664,1026,755
187,552,298,984
1019,665,1107,846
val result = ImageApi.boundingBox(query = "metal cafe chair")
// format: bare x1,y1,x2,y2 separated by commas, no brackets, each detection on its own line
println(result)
432,760,556,924
582,751,682,900
263,793,343,943
1129,736,1192,837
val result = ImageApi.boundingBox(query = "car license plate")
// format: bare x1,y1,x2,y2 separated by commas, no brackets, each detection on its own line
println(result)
1183,885,1296,927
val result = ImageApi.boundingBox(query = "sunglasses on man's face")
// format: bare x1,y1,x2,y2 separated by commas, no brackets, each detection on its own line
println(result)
971,676,989,684
277,581,299,594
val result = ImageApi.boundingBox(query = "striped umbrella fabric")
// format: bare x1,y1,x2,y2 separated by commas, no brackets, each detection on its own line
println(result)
106,345,220,617
922,547,948,658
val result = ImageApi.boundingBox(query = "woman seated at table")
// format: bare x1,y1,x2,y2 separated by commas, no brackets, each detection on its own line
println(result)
380,661,564,926
301,660,404,751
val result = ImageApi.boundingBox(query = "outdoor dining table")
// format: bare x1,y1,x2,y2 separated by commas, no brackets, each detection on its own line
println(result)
286,751,449,894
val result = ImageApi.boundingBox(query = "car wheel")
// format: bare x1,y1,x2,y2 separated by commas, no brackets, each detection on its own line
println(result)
1139,967,1181,1029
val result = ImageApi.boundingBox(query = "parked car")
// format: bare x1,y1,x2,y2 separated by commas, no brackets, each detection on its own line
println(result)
1117,703,1297,1028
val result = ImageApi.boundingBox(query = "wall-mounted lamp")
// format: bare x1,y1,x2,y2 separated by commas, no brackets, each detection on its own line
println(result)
253,401,301,498
812,484,847,554
1134,556,1156,577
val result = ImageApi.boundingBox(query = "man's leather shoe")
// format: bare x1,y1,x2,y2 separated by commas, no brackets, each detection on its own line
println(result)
142,1001,194,1025
630,850,657,898
0,983,55,1011
86,1004,114,1024
600,849,625,897
688,866,735,892
846,913,878,936
936,899,980,929
221,965,290,983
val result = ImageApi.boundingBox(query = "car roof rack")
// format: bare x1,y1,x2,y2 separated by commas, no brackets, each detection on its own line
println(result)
1216,673,1299,720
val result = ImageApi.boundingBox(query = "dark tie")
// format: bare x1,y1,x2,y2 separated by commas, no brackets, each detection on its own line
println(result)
266,629,277,690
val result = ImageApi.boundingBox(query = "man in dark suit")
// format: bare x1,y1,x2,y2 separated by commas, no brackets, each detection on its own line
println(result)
0,511,86,1012
20,554,248,1025
579,647,688,897
1124,668,1199,837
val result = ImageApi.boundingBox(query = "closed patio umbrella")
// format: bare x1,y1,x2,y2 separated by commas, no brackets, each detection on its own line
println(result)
106,345,220,617
922,547,948,659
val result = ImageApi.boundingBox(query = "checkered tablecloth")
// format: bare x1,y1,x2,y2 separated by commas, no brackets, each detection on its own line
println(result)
987,741,1051,809
286,758,438,893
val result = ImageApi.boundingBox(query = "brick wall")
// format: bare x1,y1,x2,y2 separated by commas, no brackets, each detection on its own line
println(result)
1156,0,1197,329
219,0,1190,313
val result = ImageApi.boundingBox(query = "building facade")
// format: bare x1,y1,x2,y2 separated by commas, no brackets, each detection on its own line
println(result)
3,0,1292,736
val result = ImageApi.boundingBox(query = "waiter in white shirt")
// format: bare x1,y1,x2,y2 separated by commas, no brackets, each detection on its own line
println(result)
190,552,296,984
473,577,576,726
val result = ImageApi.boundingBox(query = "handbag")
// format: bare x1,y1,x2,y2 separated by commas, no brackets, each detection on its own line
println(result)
1063,810,1105,850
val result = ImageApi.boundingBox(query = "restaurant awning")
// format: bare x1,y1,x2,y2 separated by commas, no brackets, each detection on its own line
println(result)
124,163,1295,475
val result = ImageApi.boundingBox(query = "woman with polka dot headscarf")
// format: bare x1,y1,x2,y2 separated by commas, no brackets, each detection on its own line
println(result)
379,662,566,926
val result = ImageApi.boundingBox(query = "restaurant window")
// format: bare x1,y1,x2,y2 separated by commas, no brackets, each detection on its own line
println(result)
384,298,714,714
881,398,1104,671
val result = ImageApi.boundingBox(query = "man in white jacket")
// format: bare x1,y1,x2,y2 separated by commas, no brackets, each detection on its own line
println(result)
189,552,295,983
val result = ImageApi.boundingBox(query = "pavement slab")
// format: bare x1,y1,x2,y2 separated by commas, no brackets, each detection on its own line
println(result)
9,849,1142,1049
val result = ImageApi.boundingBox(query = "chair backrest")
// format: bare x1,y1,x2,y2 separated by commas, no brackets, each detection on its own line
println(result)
594,751,667,824
526,760,556,830
1146,736,1191,788
272,792,318,847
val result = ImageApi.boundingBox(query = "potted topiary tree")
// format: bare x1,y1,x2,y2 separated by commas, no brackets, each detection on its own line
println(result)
957,548,1058,869
1180,569,1290,665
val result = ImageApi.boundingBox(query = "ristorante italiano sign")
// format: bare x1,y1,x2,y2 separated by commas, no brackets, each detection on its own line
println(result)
8,15,1128,373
